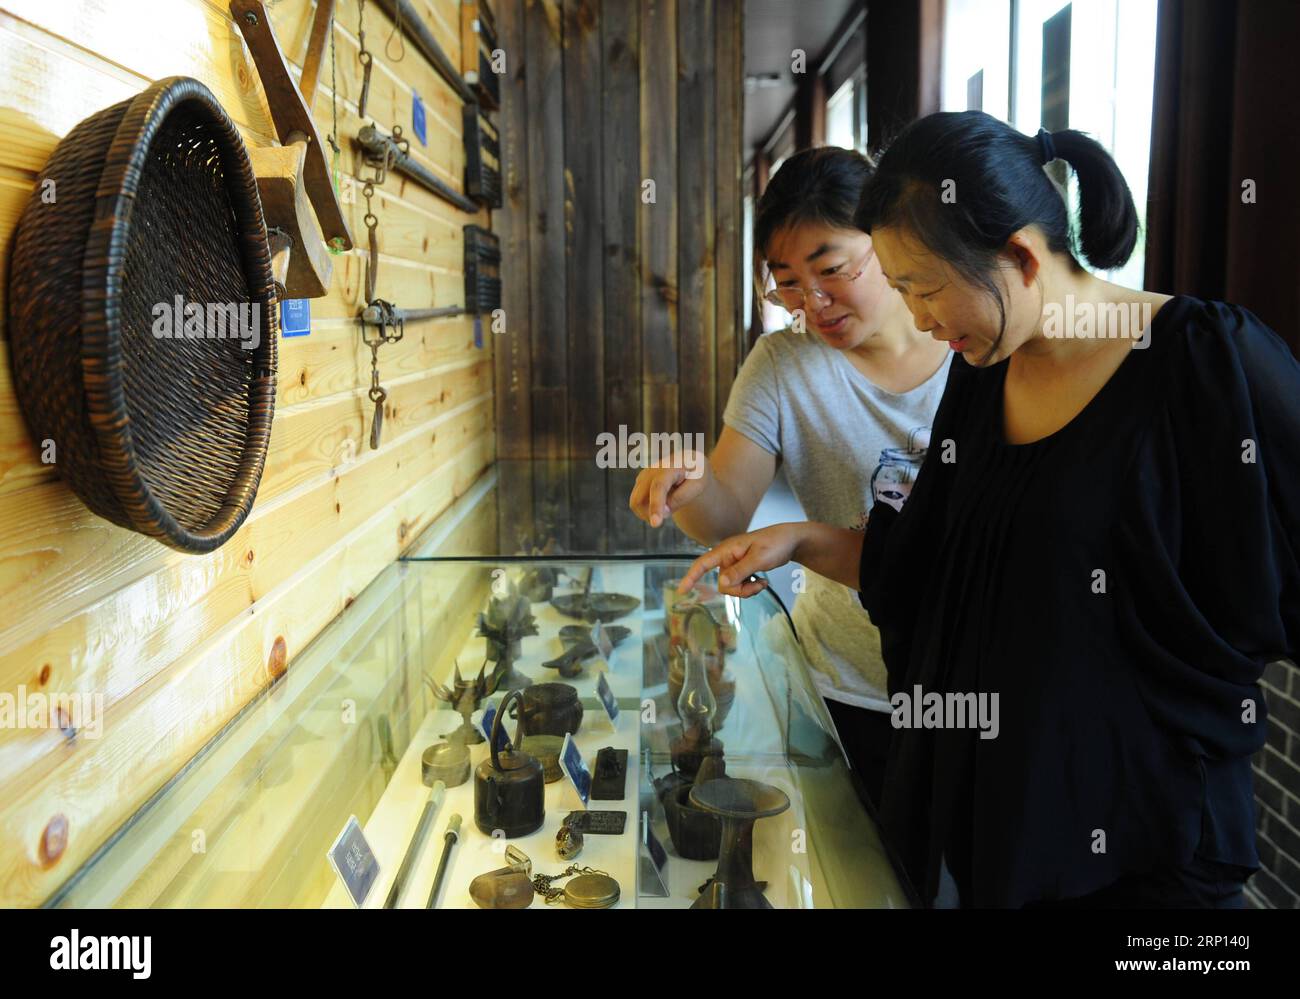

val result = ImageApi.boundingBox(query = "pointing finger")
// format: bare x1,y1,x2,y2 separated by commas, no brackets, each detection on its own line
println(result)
678,539,743,593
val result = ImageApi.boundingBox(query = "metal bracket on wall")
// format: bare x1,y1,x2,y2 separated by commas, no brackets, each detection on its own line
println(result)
356,124,479,213
360,304,464,325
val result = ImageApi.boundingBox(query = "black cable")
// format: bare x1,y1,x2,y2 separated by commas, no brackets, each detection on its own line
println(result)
750,571,799,645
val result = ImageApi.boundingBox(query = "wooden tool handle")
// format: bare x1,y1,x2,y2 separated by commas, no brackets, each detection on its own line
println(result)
230,0,354,251
299,0,335,108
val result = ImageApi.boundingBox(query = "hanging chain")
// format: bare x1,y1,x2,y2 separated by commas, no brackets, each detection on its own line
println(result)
530,866,611,905
363,181,380,303
359,123,406,303
357,0,373,118
363,303,402,450
357,123,408,449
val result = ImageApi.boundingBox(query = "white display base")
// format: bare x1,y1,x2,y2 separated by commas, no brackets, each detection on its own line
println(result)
321,562,860,910
323,564,645,909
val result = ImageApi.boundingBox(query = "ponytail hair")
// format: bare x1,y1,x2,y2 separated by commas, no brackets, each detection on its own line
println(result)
1050,128,1138,271
855,110,1138,276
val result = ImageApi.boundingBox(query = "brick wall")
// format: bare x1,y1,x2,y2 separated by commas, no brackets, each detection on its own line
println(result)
1247,659,1300,908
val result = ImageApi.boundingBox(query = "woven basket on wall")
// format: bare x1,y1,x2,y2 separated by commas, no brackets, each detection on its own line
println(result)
6,76,278,553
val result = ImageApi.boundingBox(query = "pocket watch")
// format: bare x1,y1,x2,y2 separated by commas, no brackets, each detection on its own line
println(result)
555,818,584,860
531,865,620,909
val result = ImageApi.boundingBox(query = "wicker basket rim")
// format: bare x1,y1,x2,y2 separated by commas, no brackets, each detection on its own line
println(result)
78,75,276,549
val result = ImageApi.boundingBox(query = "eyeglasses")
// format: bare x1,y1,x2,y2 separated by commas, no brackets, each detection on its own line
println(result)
763,244,875,310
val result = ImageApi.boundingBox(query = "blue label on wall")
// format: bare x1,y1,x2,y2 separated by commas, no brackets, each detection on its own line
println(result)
412,89,427,145
281,298,311,337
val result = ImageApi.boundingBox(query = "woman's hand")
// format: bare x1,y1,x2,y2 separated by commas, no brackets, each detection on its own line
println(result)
629,452,712,528
677,523,806,597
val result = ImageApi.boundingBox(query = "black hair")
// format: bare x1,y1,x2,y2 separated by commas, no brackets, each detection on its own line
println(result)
754,145,876,259
855,111,1138,356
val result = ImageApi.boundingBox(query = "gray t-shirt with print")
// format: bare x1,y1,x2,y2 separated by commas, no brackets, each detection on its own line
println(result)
723,327,950,712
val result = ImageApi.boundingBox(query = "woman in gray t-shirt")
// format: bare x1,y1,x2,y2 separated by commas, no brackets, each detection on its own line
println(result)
628,147,950,806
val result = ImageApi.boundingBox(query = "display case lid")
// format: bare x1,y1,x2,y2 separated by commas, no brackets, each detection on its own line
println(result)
404,460,702,559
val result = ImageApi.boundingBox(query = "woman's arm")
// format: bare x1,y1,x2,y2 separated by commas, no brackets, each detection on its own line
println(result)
793,521,867,589
629,427,778,545
676,521,865,597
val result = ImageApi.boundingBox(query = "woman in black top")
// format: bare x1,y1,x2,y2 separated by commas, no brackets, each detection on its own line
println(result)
678,111,1299,907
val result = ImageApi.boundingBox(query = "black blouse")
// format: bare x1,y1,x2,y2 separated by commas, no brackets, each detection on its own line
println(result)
859,295,1300,907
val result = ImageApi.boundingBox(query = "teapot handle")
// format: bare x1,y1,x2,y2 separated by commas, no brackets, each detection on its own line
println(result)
490,688,525,771
484,773,499,817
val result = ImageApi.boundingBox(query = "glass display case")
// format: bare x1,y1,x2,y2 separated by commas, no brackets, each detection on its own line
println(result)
405,459,702,559
48,474,913,909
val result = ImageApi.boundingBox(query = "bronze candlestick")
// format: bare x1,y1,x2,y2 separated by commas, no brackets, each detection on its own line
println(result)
477,579,537,691
425,659,499,745
689,778,791,909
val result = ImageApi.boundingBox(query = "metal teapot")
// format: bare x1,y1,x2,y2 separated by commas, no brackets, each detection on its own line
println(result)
474,689,546,838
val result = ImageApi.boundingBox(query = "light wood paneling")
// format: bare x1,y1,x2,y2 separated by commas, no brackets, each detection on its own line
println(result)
0,0,495,905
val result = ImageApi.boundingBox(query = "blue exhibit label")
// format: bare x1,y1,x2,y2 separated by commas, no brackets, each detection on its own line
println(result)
479,701,510,751
326,815,379,908
412,89,427,145
281,298,311,337
596,671,619,726
560,734,592,806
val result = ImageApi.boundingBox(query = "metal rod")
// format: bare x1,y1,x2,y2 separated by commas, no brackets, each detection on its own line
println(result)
361,303,465,325
373,0,476,105
427,813,462,908
356,124,478,213
382,782,445,908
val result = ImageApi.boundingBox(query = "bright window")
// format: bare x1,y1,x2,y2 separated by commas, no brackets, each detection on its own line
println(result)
942,0,1159,288
942,0,1011,118
826,77,857,150
743,192,754,331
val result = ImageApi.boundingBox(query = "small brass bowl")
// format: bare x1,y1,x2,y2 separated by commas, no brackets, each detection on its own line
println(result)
422,742,470,788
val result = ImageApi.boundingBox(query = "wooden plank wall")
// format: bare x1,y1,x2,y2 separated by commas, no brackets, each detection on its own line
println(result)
0,0,495,906
494,0,744,549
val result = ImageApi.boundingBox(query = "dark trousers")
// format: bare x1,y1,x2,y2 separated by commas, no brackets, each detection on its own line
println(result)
823,698,893,812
